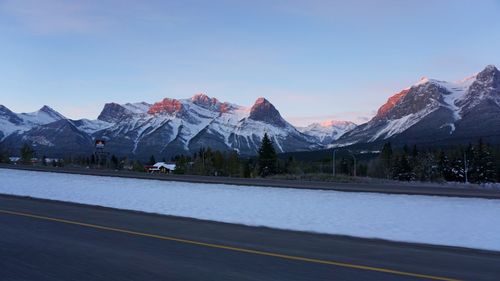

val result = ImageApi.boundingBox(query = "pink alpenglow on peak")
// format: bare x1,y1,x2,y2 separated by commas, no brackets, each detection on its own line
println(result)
147,98,183,115
191,93,232,113
374,89,410,120
191,93,219,106
319,120,356,127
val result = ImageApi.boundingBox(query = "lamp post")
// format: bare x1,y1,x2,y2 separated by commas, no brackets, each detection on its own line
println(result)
350,153,357,177
464,151,468,184
332,149,336,177
347,149,357,177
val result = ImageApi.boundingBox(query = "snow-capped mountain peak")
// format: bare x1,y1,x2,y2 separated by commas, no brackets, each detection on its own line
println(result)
147,98,183,115
298,120,357,144
18,105,65,125
0,105,66,141
248,97,287,127
190,93,235,113
336,64,500,147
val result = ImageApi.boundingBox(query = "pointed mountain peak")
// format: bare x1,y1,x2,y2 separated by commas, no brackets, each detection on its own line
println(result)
0,104,13,113
39,105,61,115
253,97,270,106
418,76,429,83
148,98,183,115
374,89,411,120
482,64,498,72
191,92,211,101
0,104,22,124
190,93,235,113
477,64,499,80
191,93,219,106
470,65,500,90
97,102,131,122
250,97,274,114
249,97,286,127
37,105,65,120
39,105,54,112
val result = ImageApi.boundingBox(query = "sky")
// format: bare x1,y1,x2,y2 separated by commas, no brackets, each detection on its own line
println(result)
1,0,500,126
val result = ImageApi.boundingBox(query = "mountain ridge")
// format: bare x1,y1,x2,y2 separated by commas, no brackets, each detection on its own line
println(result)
2,64,499,158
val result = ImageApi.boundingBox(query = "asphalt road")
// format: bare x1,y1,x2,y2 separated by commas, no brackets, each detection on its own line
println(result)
1,195,499,281
1,164,500,199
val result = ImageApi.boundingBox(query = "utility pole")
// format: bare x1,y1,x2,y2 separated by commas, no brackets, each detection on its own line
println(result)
332,149,336,177
348,150,357,177
464,151,468,184
351,154,357,177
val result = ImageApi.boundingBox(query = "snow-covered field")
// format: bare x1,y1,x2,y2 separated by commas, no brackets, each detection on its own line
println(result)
1,168,500,251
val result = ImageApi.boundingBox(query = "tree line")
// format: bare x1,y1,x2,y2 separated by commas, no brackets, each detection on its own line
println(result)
2,135,499,183
368,139,499,183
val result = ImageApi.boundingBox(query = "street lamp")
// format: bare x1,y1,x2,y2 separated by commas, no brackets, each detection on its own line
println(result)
349,151,357,177
332,149,336,177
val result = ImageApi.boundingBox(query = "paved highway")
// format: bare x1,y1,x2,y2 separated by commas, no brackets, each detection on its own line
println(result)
1,164,500,199
1,195,499,280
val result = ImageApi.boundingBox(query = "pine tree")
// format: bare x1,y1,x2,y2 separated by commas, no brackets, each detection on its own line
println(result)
258,133,277,177
148,155,156,165
393,148,415,181
132,160,145,172
227,151,240,177
470,139,497,183
20,143,34,165
379,142,393,178
111,155,119,169
174,155,188,174
437,151,453,181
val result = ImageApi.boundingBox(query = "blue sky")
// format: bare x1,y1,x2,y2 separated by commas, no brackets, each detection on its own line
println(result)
1,0,499,126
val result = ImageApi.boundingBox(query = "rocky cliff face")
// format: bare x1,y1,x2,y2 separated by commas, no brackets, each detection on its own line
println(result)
335,65,500,147
0,94,320,159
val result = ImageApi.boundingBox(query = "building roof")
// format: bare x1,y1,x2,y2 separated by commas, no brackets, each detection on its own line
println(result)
152,162,176,170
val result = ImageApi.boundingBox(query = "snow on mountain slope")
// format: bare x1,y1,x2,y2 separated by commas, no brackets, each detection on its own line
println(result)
18,105,66,125
188,97,318,155
336,65,499,147
298,120,356,144
86,94,319,157
72,119,113,134
0,105,66,140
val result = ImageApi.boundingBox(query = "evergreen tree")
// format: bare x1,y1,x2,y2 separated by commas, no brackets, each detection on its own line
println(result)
174,155,189,174
411,145,419,160
111,155,119,169
148,155,156,165
0,143,4,163
469,139,497,183
132,160,145,172
227,151,240,177
257,133,277,177
379,142,393,178
437,150,452,180
340,157,349,175
20,143,34,165
242,159,253,178
392,148,415,181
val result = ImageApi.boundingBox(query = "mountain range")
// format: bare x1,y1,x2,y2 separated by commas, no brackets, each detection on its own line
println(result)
1,65,499,159
336,64,500,148
0,95,326,159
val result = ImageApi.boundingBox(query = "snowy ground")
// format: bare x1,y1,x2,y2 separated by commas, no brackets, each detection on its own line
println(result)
1,168,500,252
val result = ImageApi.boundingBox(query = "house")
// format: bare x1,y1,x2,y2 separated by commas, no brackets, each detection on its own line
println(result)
146,162,176,173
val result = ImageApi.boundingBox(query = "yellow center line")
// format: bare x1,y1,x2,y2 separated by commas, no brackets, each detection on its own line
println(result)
0,209,459,281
